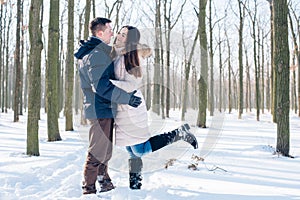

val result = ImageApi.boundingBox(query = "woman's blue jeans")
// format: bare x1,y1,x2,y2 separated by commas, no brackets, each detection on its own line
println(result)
126,141,152,158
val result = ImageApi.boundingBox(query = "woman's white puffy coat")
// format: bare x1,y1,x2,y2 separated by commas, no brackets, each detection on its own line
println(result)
110,55,151,146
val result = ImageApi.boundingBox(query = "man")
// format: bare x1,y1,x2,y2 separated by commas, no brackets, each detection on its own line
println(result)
74,17,141,195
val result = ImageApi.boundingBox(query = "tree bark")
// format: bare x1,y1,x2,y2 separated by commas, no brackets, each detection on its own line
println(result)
274,0,290,156
152,0,161,115
237,0,245,119
65,0,74,131
197,0,208,128
208,0,214,116
13,0,21,122
27,0,43,156
47,0,61,141
84,0,91,39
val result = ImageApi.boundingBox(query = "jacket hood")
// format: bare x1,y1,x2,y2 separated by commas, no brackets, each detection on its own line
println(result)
74,37,102,59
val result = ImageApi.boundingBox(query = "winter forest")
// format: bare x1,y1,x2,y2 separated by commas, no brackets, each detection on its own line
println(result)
0,0,299,163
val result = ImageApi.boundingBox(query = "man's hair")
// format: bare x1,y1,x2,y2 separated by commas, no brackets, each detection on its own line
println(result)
89,17,111,36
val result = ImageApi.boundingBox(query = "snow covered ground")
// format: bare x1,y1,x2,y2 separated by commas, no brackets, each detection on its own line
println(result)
0,109,299,200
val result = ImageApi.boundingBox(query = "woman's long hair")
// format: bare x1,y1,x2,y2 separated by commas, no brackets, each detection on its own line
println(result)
112,26,142,77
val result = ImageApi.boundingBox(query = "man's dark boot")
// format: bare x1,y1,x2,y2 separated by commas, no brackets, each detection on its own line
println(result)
149,123,198,151
82,153,98,194
97,164,115,192
128,157,143,189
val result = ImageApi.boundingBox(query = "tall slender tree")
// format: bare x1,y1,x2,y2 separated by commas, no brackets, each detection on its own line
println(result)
47,0,61,141
225,29,232,114
273,0,290,156
152,0,161,115
163,0,186,118
65,0,74,131
27,0,43,156
237,0,246,119
247,0,260,121
84,0,91,39
0,3,3,110
19,0,24,116
13,0,21,122
4,1,13,113
289,8,300,115
181,25,199,121
266,0,277,122
208,0,214,116
197,0,208,128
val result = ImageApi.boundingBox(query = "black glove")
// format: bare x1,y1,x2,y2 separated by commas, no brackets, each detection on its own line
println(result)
128,90,142,108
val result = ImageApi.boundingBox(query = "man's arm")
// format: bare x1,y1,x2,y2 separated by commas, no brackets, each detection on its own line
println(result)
93,62,141,107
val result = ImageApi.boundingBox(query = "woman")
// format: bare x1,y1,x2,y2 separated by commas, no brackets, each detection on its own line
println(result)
110,26,198,190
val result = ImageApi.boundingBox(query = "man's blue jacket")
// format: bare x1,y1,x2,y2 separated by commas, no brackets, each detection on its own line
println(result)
74,37,131,119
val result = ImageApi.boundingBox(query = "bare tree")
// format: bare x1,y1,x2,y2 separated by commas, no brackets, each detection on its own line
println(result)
83,0,91,39
4,1,13,113
181,22,199,121
65,0,74,131
163,0,186,118
47,0,62,141
27,0,43,156
0,3,3,110
19,0,24,116
225,28,232,113
152,0,162,115
197,0,208,128
274,0,290,156
266,0,277,122
247,0,260,121
245,48,252,112
289,7,300,116
237,0,246,119
208,0,214,116
13,0,22,122
59,2,68,114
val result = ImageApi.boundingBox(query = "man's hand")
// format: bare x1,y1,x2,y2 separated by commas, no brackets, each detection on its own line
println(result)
128,90,142,108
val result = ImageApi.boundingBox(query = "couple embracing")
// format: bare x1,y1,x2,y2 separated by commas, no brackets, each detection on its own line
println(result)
74,17,198,195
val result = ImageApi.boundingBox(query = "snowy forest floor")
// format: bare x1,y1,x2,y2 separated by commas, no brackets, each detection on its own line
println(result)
0,109,300,200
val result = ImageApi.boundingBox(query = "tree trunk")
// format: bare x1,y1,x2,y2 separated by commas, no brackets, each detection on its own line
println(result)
4,3,13,113
267,0,277,123
182,28,199,121
273,0,290,156
59,6,67,114
84,0,91,39
261,29,265,114
160,11,165,119
92,0,95,18
237,0,244,119
65,0,74,131
19,0,24,116
288,11,299,114
27,0,43,156
298,38,300,117
146,59,151,110
0,4,2,110
226,33,232,114
13,0,21,122
47,0,61,141
77,8,87,125
218,36,222,113
266,60,271,111
208,0,214,117
197,0,208,128
251,0,260,121
245,49,250,112
152,0,161,115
